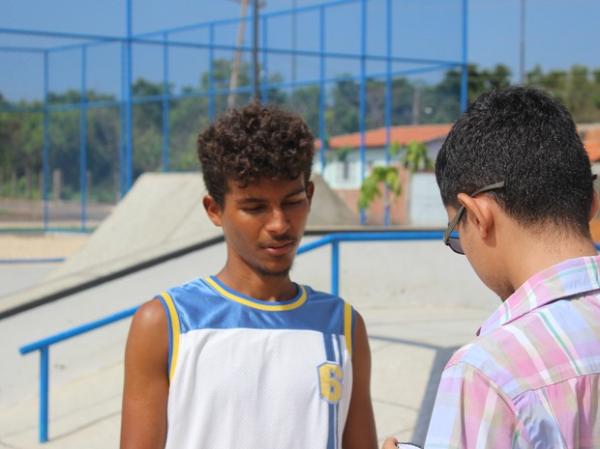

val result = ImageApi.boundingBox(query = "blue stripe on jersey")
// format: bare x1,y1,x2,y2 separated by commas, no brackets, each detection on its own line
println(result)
165,277,346,335
323,333,336,449
334,334,342,449
335,334,343,368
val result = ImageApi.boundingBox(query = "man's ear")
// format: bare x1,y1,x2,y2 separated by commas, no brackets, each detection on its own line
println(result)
306,181,315,206
203,195,223,227
457,192,495,239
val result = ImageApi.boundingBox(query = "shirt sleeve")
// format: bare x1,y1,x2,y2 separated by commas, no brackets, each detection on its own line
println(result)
424,362,518,449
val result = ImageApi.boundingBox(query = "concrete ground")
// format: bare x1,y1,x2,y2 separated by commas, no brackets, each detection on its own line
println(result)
0,238,498,448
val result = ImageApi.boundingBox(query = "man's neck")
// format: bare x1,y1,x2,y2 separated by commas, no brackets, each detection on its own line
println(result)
504,228,598,297
216,264,297,302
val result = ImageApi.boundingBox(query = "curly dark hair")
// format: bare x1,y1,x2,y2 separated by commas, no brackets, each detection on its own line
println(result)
197,102,315,206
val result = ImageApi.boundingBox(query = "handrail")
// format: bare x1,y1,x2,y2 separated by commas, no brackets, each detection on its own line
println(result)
18,230,441,442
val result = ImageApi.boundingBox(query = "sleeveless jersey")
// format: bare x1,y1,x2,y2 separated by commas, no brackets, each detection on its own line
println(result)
158,275,356,449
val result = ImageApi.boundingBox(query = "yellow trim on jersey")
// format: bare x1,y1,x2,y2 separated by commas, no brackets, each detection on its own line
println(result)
161,291,180,381
204,277,307,311
344,302,353,357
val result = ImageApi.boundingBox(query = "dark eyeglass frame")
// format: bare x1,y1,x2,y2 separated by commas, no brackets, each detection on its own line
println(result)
443,181,505,255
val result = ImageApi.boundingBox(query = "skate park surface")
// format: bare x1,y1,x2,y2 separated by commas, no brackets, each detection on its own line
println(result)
0,237,498,448
0,172,499,448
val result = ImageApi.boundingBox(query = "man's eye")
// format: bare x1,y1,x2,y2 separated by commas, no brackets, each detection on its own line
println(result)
242,206,265,213
283,200,304,208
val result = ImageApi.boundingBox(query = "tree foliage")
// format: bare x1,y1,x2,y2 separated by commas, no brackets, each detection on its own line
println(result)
1,62,599,202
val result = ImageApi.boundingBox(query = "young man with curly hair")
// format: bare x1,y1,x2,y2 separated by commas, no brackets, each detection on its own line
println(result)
120,103,377,449
384,87,600,448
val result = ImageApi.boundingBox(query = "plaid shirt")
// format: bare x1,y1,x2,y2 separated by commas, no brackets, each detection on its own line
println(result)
424,256,600,449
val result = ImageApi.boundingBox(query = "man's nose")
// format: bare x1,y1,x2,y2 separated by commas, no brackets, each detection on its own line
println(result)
265,208,290,234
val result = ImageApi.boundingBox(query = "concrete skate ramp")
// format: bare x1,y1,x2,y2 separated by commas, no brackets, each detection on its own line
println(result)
308,174,357,227
0,172,355,317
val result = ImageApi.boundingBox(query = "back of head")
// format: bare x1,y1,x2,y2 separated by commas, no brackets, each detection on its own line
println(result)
197,102,314,206
436,86,595,237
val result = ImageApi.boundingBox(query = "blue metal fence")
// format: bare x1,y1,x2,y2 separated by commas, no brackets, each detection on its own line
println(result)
1,0,468,230
19,230,444,443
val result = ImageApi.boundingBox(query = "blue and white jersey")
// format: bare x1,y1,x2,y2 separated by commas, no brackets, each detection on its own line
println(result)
158,275,356,449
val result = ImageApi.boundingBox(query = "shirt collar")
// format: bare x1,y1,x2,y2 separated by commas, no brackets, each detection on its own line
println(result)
477,255,600,336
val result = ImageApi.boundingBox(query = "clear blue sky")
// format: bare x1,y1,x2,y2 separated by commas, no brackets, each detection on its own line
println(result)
2,0,599,101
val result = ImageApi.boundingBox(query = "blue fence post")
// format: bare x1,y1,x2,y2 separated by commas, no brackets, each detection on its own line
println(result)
261,16,268,104
208,24,215,121
39,347,49,443
359,0,367,225
331,238,339,296
125,0,134,191
384,0,392,226
119,42,127,198
460,0,469,113
162,32,170,172
80,45,88,231
319,6,327,173
42,51,50,230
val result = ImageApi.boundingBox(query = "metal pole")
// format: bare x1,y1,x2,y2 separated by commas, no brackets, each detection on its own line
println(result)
261,16,269,103
519,0,526,84
39,347,49,442
319,6,327,173
291,0,297,85
162,32,170,171
460,0,469,113
120,43,127,198
331,239,339,296
125,0,133,190
208,24,216,120
79,46,88,230
384,0,392,226
42,51,49,230
252,0,260,102
359,0,367,224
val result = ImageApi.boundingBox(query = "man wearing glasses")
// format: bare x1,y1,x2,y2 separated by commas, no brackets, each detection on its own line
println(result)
384,87,600,448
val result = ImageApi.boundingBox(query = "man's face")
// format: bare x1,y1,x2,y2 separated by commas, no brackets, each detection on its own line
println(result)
206,176,313,278
445,205,513,300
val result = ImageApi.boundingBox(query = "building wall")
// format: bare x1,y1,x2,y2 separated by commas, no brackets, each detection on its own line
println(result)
318,139,443,190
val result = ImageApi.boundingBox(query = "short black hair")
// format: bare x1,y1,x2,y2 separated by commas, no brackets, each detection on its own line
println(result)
436,86,594,237
197,102,314,206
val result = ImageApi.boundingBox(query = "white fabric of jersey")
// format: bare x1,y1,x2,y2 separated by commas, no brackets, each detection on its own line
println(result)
158,276,355,449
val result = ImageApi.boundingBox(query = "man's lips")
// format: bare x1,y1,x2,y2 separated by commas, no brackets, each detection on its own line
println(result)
261,240,296,256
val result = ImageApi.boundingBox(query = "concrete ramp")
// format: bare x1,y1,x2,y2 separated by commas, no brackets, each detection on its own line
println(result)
0,173,219,316
46,173,217,282
0,173,356,316
308,174,357,227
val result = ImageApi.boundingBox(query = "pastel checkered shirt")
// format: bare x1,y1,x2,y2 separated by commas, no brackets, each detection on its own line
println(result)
425,256,600,449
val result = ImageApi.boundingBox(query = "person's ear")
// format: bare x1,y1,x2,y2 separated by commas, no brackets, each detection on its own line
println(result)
589,190,600,221
203,195,223,227
457,192,495,239
306,181,315,206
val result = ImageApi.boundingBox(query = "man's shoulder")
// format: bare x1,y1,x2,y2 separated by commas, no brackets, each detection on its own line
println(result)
444,323,535,399
161,276,214,300
302,284,344,302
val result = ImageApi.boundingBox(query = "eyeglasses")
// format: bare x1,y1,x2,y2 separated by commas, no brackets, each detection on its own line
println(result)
443,181,505,255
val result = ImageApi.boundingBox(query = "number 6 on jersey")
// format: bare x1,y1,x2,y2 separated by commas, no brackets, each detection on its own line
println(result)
318,362,343,403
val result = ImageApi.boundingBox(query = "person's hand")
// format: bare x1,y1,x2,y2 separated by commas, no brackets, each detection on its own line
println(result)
382,436,399,449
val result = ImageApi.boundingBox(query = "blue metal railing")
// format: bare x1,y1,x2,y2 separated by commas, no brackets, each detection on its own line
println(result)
19,231,444,442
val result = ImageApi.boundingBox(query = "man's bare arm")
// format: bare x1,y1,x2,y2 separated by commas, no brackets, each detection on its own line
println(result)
120,299,169,449
342,312,378,449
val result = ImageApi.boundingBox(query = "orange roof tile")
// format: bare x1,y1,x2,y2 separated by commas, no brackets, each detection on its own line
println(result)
315,124,452,150
583,127,600,162
315,123,600,161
